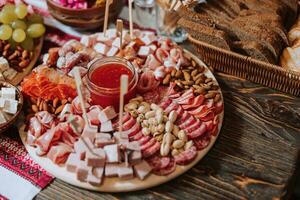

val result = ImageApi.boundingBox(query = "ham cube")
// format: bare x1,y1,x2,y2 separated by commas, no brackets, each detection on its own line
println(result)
81,125,98,142
76,161,91,182
80,35,97,47
104,144,120,163
140,34,156,45
112,37,122,48
100,120,113,132
86,149,106,167
106,29,117,39
98,106,117,123
113,132,129,144
149,44,157,51
87,173,102,185
97,33,113,46
66,153,79,173
92,167,104,178
82,137,95,150
106,46,119,57
105,163,119,177
133,160,152,180
93,43,109,55
118,163,134,179
87,105,102,125
138,46,153,57
123,32,131,43
126,141,141,151
129,150,142,164
95,133,115,147
74,139,88,160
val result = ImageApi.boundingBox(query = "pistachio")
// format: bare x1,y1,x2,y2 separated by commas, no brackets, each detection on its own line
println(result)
32,105,38,113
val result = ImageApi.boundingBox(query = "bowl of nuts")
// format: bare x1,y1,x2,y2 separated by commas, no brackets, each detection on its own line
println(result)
0,81,23,134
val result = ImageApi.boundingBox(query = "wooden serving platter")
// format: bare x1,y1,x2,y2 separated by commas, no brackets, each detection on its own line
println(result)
18,50,224,192
9,37,43,86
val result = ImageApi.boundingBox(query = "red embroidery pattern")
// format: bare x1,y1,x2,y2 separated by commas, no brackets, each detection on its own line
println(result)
0,137,54,189
0,194,8,200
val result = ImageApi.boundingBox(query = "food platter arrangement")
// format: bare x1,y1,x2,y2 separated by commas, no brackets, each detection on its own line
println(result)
1,0,224,192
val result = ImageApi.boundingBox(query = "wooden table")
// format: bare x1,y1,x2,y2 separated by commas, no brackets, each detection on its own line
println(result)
34,66,300,199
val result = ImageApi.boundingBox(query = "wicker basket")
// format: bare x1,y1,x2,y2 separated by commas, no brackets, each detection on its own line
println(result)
0,82,23,134
188,35,300,96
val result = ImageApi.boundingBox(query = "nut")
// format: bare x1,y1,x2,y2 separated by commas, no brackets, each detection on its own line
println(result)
175,70,182,78
205,78,212,83
142,127,151,136
172,140,185,149
148,117,158,126
8,51,18,60
130,96,143,103
157,124,165,133
130,110,138,118
156,112,164,124
150,103,160,111
177,130,187,142
19,60,30,68
4,43,10,51
171,149,180,156
55,104,65,114
145,111,156,119
214,94,221,103
165,121,174,133
126,102,138,110
160,133,173,156
42,101,48,111
61,99,68,105
168,110,177,123
171,69,176,77
183,71,191,81
22,50,30,59
205,93,216,99
162,74,171,85
137,105,146,114
172,125,179,137
155,134,163,142
191,69,198,77
53,97,59,108
32,105,38,113
184,141,194,150
39,100,44,111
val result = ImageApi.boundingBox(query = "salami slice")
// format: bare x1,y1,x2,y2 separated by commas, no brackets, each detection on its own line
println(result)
143,90,160,104
178,115,197,129
184,119,201,133
128,123,141,137
131,131,143,141
187,123,207,139
153,158,176,176
193,134,211,150
141,138,156,151
146,155,171,170
159,98,172,109
138,136,151,145
174,146,197,165
142,141,160,158
165,102,179,115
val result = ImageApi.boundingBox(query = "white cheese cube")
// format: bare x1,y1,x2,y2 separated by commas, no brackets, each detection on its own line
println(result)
0,98,5,108
1,87,16,99
106,29,117,39
138,46,154,57
3,99,18,114
0,111,7,124
106,46,119,57
93,43,109,55
0,57,9,72
112,37,122,48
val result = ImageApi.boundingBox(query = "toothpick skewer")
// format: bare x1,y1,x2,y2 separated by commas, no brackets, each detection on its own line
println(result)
73,68,89,128
103,0,113,36
118,75,129,132
128,0,134,39
116,19,123,50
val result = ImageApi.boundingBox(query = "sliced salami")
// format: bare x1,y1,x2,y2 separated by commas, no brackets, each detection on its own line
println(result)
187,123,207,139
182,95,205,110
138,136,151,145
142,141,160,158
185,119,201,134
141,138,156,151
142,90,160,104
128,123,141,137
193,134,211,150
165,102,179,115
153,158,176,176
159,98,172,109
215,101,224,115
131,131,143,141
178,115,197,129
122,117,136,131
174,146,197,165
146,155,171,170
177,111,189,124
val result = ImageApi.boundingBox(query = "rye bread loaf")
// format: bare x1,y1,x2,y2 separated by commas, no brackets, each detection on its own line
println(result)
194,3,232,23
277,0,298,28
178,18,231,50
208,0,237,19
232,41,276,64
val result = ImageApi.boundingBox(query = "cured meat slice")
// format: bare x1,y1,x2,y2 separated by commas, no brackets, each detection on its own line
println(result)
131,131,143,141
159,98,172,109
127,123,141,137
153,158,176,176
193,134,211,150
165,102,179,115
177,111,189,124
142,90,160,104
211,124,219,136
122,117,136,131
204,99,214,109
215,101,224,115
140,138,156,151
155,48,169,63
174,146,197,165
187,123,207,139
142,141,160,158
47,142,73,164
178,115,196,129
196,110,215,122
146,155,171,170
137,71,160,94
174,94,194,105
29,117,44,138
204,120,213,131
175,105,184,119
138,136,151,145
184,119,201,134
35,126,59,155
36,111,54,128
182,95,205,110
188,105,208,116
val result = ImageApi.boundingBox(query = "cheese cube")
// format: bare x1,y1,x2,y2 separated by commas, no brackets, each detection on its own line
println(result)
100,120,113,132
106,46,119,57
93,43,109,55
1,87,16,99
3,99,18,114
112,37,122,48
0,57,9,72
0,111,7,124
0,98,5,108
104,144,120,163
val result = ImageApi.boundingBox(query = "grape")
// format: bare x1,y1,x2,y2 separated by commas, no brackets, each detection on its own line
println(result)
27,14,44,24
15,4,28,19
0,25,13,40
2,4,16,13
27,23,45,38
0,11,17,24
12,29,26,43
11,19,27,30
21,36,34,50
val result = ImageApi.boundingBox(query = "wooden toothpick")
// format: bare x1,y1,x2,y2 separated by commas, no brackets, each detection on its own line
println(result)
118,75,129,132
103,0,113,36
116,19,123,50
73,68,90,128
128,0,134,39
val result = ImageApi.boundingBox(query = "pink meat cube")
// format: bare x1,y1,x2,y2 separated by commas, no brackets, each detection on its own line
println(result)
106,29,117,39
138,46,153,57
133,160,152,180
80,35,97,47
76,161,91,182
87,173,102,185
117,163,134,179
92,167,104,178
100,120,113,132
126,141,141,151
113,132,129,144
93,43,109,55
95,133,115,147
81,125,98,142
98,106,117,123
74,139,87,160
97,33,113,46
104,144,120,163
106,46,119,57
105,163,119,177
86,149,106,167
140,34,156,45
82,137,95,150
65,153,79,173
129,150,142,164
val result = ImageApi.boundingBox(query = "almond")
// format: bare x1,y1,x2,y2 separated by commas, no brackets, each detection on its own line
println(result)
55,105,64,115
61,99,68,105
162,74,171,85
19,60,30,68
43,101,48,112
32,105,38,113
53,97,59,108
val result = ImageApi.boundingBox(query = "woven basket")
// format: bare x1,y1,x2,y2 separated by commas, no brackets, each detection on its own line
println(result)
188,35,300,96
0,82,23,134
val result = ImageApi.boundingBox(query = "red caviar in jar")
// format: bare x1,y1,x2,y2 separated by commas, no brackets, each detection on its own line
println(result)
87,57,138,111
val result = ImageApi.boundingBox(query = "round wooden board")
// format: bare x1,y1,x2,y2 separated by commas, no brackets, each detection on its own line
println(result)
9,37,43,86
18,50,224,192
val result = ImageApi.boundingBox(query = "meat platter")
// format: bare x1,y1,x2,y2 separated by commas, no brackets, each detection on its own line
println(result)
18,29,224,192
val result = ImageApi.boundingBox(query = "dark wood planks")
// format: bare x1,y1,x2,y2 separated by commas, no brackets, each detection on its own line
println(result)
36,71,300,200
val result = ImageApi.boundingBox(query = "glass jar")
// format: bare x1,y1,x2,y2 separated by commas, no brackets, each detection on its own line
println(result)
86,57,138,111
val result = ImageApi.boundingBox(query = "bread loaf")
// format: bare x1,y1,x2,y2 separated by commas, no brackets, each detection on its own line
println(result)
280,47,300,71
